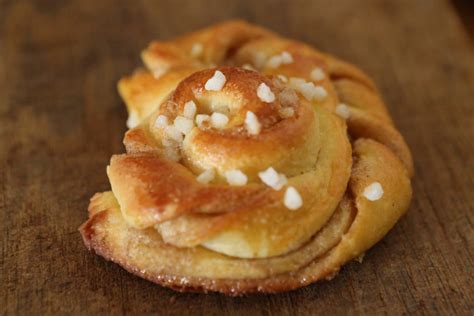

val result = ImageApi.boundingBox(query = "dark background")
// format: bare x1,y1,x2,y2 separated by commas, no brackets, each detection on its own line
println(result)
0,0,473,315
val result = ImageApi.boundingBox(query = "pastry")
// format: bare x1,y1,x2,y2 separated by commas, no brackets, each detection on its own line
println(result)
80,20,413,295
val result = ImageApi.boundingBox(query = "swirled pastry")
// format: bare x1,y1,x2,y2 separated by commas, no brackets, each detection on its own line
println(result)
80,20,413,295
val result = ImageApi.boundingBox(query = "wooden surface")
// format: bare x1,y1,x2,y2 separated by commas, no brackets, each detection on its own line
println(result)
1,0,473,315
452,0,474,39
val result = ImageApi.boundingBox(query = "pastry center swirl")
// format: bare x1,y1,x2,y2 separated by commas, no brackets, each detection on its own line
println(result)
150,67,321,181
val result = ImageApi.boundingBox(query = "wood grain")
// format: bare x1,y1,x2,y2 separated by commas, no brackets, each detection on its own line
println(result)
1,0,473,314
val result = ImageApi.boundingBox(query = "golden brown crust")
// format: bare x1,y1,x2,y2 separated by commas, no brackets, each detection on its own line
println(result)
80,192,354,295
79,20,413,295
80,137,411,295
142,20,276,72
118,66,200,128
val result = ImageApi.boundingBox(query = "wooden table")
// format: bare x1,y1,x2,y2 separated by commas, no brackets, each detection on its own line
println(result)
1,0,473,314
